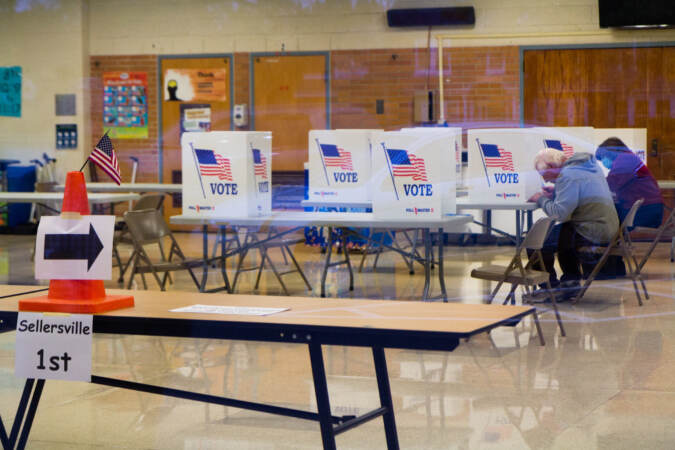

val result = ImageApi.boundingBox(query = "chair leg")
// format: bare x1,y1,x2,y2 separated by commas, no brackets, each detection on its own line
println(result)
544,281,565,337
372,232,386,270
254,246,268,290
486,281,504,304
623,253,643,306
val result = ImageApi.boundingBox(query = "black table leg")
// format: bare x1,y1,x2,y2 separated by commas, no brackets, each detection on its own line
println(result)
219,226,231,293
339,228,354,291
372,347,399,450
308,343,337,450
0,378,45,450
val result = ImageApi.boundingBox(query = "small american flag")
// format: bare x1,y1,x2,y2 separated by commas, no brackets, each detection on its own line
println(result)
195,149,233,181
89,133,121,185
545,139,574,158
479,143,514,172
252,148,267,179
320,143,353,171
386,148,428,181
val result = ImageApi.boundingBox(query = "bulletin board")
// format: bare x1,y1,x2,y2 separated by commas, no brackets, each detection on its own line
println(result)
103,72,148,139
0,66,21,117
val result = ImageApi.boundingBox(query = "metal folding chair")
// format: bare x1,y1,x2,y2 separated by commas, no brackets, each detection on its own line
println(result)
124,209,201,291
113,194,166,283
637,204,675,269
470,217,563,345
231,227,312,295
573,199,647,306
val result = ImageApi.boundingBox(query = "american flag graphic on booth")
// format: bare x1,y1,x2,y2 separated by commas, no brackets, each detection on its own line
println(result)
479,143,514,172
252,148,267,179
319,143,353,171
195,149,233,181
545,139,574,158
386,149,428,181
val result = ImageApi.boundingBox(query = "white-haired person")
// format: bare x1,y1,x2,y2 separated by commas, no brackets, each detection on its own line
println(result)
527,149,619,301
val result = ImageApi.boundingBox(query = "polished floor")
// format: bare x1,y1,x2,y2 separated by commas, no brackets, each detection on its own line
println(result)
2,230,675,449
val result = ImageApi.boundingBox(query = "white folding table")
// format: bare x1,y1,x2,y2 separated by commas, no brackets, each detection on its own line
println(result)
300,198,537,245
171,211,473,301
55,182,182,193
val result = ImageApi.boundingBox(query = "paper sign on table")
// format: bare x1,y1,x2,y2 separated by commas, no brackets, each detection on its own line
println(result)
170,304,289,316
15,312,93,382
35,215,114,280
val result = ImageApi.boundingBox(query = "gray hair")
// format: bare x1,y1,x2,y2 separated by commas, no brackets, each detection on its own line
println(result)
534,148,567,171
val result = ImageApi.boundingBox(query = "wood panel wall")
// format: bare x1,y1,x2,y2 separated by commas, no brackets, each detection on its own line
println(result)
523,46,675,179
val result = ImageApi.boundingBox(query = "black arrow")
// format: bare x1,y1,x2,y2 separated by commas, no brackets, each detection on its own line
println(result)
44,223,104,270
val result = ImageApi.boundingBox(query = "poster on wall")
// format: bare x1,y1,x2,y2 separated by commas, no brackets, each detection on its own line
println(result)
0,66,21,117
103,72,148,139
164,69,228,102
180,104,211,137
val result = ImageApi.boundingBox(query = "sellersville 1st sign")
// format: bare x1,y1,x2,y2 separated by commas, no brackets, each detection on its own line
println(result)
35,215,114,280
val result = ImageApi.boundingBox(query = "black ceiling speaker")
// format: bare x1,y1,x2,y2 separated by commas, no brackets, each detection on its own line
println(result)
387,7,475,27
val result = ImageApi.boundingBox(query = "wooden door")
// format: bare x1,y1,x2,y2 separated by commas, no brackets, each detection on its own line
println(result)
523,47,675,179
252,54,328,172
160,56,232,223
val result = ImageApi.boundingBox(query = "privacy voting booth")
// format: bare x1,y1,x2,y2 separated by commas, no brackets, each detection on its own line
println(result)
535,126,595,157
400,127,463,186
308,129,380,202
466,128,541,204
371,130,456,220
594,128,648,165
181,131,271,217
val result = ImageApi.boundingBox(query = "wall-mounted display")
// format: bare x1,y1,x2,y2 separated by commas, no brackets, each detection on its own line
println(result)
103,72,148,139
0,66,21,117
163,69,227,102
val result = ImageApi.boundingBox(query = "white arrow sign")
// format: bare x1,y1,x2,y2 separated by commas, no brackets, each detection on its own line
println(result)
35,215,115,280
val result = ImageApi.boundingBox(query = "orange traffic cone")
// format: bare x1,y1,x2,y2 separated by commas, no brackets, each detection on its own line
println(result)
19,171,134,313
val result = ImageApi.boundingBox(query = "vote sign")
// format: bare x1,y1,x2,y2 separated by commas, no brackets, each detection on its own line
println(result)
35,215,114,280
15,312,93,382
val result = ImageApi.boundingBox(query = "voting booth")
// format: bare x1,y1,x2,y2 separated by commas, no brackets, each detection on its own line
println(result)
466,128,541,204
535,126,595,157
308,129,380,202
594,128,647,165
371,130,456,219
181,131,271,217
400,127,463,188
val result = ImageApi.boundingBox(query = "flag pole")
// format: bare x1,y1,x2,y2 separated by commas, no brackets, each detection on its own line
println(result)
382,143,399,201
315,138,330,185
476,138,491,187
250,143,259,199
190,143,207,199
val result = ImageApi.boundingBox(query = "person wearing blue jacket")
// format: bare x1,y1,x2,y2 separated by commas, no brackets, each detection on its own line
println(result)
528,149,619,301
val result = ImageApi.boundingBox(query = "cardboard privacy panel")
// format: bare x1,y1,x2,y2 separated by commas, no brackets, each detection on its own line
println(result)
308,129,381,202
181,131,271,217
371,130,456,219
467,128,541,203
534,126,595,158
400,127,463,189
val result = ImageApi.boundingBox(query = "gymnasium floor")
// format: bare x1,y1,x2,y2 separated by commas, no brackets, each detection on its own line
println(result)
2,230,675,449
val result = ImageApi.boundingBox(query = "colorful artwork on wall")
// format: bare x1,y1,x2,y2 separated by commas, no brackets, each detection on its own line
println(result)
103,72,148,139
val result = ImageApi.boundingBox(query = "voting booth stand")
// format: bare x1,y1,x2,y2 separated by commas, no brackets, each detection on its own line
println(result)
372,130,456,220
308,129,379,202
535,126,595,157
467,128,541,204
400,127,463,189
181,131,272,218
19,171,134,313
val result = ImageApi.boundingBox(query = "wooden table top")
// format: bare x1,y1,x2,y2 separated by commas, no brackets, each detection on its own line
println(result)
0,286,533,350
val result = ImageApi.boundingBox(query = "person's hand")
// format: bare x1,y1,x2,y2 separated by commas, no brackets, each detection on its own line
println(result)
542,185,555,197
528,192,544,203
